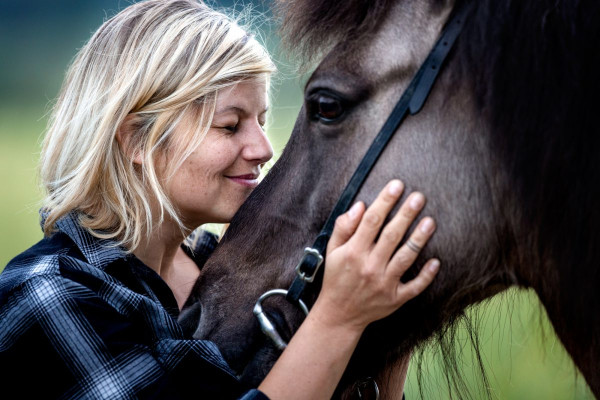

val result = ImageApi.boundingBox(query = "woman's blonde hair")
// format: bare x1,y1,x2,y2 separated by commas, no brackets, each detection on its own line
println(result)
40,0,275,250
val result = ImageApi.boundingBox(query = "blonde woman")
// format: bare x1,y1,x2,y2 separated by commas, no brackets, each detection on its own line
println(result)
0,1,440,399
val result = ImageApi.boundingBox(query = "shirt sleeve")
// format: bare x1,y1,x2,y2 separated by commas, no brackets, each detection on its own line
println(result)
0,270,260,399
239,389,271,400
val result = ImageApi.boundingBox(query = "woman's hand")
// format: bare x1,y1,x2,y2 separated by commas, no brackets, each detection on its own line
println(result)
313,179,439,332
259,180,438,400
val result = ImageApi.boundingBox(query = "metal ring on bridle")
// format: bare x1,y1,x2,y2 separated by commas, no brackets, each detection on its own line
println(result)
253,289,309,350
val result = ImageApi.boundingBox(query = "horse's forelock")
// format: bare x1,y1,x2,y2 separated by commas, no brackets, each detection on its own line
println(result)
275,0,399,65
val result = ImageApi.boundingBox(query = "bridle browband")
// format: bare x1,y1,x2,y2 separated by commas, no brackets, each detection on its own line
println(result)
253,1,474,352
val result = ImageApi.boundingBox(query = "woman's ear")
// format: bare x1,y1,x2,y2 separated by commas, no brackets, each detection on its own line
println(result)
116,114,143,165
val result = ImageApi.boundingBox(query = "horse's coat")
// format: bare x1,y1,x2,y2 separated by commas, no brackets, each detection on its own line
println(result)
180,0,600,398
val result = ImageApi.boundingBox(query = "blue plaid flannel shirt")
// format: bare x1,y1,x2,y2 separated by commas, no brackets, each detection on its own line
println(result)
0,213,268,399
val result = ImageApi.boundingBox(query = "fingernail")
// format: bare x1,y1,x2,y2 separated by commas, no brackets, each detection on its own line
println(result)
388,180,402,196
410,193,425,210
428,259,440,272
349,202,361,219
420,217,435,234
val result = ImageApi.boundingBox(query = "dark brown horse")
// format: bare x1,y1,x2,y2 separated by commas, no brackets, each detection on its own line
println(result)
180,0,600,398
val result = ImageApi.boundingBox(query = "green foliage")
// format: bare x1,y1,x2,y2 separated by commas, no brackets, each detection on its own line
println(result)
0,106,44,268
405,289,593,399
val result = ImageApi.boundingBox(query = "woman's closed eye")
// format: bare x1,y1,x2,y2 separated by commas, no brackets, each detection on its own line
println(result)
212,123,239,133
216,120,266,134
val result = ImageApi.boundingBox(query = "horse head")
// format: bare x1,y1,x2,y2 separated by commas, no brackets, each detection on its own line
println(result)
180,0,600,397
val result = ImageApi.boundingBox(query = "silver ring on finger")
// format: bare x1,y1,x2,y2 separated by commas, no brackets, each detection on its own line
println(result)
405,239,422,253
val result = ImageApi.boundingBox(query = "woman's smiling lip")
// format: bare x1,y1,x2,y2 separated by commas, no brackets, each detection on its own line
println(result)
226,173,260,188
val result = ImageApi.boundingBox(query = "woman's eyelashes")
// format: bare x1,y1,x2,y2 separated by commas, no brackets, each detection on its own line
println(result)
212,121,239,133
214,118,266,134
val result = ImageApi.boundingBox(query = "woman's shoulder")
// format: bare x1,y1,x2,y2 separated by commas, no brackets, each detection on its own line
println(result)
0,230,134,313
0,234,122,345
0,233,75,302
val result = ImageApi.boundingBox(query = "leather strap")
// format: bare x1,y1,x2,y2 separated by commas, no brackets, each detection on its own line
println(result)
286,1,474,305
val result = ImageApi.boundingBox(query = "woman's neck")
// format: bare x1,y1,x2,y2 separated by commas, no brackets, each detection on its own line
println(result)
133,220,200,310
133,221,183,277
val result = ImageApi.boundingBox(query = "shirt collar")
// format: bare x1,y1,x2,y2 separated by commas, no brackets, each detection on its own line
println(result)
42,211,127,269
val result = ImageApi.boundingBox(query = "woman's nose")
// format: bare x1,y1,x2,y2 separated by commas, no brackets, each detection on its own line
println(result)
243,123,274,164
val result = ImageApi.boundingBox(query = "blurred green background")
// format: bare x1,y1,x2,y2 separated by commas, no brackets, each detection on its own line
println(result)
0,1,593,399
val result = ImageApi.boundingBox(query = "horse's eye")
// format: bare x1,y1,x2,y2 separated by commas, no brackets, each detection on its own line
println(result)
309,93,344,122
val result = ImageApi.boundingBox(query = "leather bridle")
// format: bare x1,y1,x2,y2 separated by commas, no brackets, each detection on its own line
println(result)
254,1,474,352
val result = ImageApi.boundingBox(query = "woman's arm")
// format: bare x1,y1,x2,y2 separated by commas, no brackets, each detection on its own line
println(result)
259,180,439,400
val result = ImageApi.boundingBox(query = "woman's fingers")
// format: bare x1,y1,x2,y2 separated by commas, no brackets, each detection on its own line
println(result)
328,202,365,252
372,191,426,263
349,180,405,249
397,258,440,303
320,179,440,330
387,216,436,278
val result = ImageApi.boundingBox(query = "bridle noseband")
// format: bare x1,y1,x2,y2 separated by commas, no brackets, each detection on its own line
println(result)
254,2,474,350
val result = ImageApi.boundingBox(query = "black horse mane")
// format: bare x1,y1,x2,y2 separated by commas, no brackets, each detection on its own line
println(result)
464,0,600,383
276,0,600,396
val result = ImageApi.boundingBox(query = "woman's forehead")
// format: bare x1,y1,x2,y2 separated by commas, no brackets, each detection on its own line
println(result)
214,79,269,115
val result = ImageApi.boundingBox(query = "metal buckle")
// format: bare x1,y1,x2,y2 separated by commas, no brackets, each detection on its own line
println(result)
253,289,309,350
294,247,324,283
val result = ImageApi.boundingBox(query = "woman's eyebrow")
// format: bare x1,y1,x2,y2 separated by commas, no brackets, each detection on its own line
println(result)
215,106,269,115
215,106,244,115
